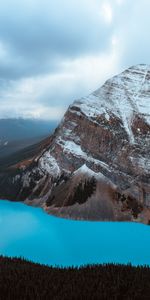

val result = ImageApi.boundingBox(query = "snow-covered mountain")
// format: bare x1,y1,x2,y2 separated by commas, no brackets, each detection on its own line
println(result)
0,65,150,224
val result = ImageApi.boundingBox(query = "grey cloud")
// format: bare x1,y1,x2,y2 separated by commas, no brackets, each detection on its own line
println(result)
0,0,150,120
37,79,87,109
0,0,113,80
115,0,150,67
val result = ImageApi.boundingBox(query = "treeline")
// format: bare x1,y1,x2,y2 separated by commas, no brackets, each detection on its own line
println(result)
0,256,150,299
67,177,97,206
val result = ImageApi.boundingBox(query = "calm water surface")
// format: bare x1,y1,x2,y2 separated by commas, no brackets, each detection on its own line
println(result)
0,200,150,267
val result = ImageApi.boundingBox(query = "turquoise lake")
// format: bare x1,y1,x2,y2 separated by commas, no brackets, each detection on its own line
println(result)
0,200,150,267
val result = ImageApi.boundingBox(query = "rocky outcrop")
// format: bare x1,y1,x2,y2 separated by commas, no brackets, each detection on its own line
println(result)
0,64,150,223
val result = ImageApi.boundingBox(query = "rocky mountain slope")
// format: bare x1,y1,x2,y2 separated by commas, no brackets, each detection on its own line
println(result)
0,64,149,223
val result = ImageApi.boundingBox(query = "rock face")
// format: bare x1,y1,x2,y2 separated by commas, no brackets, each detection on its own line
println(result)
0,64,150,223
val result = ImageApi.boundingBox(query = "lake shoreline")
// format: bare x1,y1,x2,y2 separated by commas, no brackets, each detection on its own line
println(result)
0,199,150,267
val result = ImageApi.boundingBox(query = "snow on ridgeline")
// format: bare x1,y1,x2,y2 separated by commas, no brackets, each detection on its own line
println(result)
74,164,106,179
73,164,117,189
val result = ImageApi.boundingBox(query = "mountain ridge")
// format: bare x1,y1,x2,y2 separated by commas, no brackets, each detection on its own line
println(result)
0,64,149,223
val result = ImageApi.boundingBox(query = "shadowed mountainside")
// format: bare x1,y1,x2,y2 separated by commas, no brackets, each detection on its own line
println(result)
0,119,57,159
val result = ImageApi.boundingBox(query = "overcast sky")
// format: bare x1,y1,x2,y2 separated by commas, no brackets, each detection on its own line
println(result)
0,0,150,120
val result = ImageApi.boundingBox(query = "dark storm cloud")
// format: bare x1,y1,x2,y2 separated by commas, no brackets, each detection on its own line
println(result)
0,0,112,80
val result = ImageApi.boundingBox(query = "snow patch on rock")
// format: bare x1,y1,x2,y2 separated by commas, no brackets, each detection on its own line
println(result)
57,139,110,171
39,152,60,177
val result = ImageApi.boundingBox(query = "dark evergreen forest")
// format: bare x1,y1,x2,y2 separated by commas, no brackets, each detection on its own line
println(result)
0,256,150,299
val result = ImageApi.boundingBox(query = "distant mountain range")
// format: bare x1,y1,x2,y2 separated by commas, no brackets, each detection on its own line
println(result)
0,119,57,159
0,65,149,224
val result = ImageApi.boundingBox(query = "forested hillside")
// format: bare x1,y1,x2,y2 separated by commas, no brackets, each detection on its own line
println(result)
0,256,150,299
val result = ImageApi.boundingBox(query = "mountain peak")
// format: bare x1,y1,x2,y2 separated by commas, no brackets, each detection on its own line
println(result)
128,63,150,71
70,63,150,143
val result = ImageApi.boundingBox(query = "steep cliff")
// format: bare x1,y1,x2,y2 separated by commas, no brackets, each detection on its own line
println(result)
0,64,149,223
